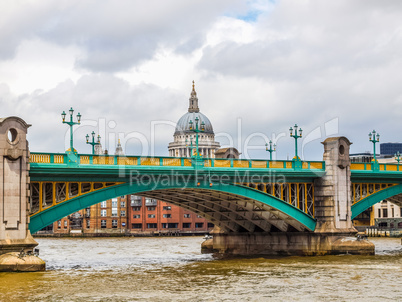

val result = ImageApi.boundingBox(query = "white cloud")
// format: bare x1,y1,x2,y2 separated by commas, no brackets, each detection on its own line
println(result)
1,0,402,161
1,0,245,72
0,75,185,155
0,38,81,93
196,1,402,158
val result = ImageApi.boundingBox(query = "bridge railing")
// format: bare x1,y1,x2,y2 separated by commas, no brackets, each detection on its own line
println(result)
29,152,325,170
351,162,401,171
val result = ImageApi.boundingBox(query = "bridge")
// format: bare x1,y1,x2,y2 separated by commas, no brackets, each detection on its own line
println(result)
1,116,402,270
28,153,402,233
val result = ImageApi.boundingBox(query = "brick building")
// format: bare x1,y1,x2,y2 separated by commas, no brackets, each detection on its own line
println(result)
128,195,213,234
52,196,129,235
51,195,212,235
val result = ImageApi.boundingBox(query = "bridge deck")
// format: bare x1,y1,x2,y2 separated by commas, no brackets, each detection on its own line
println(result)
28,153,402,229
30,152,325,170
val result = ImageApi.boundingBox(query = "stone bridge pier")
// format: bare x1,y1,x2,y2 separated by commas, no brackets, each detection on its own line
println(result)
0,117,45,271
207,137,374,256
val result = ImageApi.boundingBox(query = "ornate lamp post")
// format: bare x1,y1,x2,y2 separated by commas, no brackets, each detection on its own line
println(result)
188,116,205,167
368,130,380,162
86,131,101,154
185,136,194,157
265,140,276,161
289,124,302,160
61,107,81,152
395,151,401,165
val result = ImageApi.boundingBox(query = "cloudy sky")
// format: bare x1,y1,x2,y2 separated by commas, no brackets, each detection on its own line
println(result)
1,0,402,160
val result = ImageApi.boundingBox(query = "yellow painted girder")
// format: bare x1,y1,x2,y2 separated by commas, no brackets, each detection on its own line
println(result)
30,181,124,217
352,183,397,204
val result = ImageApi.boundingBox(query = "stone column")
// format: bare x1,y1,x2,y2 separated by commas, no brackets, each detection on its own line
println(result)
0,117,45,271
312,136,374,254
314,137,355,234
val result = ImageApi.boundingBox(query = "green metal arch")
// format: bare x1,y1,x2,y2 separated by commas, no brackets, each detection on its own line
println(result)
30,181,317,234
351,184,402,219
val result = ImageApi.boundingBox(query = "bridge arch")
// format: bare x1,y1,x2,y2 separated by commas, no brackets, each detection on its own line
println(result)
351,184,402,219
30,181,316,234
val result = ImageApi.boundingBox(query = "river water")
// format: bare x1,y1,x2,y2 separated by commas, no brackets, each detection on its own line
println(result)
0,237,401,301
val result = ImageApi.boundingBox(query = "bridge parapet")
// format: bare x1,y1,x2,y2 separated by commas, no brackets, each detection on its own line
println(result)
351,162,401,171
29,152,325,171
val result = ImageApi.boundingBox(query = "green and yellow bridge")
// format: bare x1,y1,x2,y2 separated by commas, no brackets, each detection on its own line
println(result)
0,117,397,257
28,151,402,235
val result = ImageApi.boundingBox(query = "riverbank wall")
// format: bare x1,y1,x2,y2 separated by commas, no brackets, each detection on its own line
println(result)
34,231,209,238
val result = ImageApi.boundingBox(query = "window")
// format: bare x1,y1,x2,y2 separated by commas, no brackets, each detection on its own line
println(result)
101,220,107,228
101,209,107,217
195,223,204,228
86,220,90,228
57,220,61,229
130,196,142,206
184,214,191,218
112,219,118,228
100,201,107,208
145,198,157,206
131,195,141,201
133,214,141,219
112,208,118,217
378,222,387,228
112,199,118,208
392,208,394,218
148,214,156,218
163,206,171,210
378,209,381,218
147,206,156,211
162,223,178,228
64,220,67,228
183,223,191,228
132,207,141,211
163,214,171,218
120,210,126,217
197,215,203,218
207,223,214,228
132,223,142,229
120,201,126,208
383,209,388,218
147,223,157,229
121,196,125,199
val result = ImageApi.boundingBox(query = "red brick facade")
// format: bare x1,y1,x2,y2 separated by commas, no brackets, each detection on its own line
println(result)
51,195,213,235
128,195,213,234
